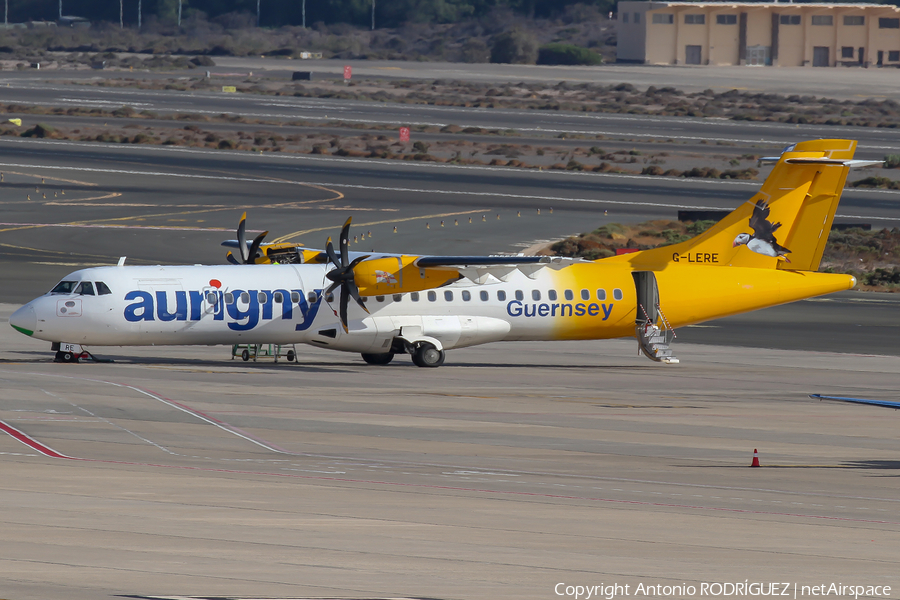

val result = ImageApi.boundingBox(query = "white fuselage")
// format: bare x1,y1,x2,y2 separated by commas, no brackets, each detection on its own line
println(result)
10,264,631,354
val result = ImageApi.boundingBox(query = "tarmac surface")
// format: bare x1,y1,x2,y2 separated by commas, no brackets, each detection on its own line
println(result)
1,303,898,600
0,67,897,600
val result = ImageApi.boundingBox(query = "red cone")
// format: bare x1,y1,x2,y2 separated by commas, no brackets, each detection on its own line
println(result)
750,449,760,468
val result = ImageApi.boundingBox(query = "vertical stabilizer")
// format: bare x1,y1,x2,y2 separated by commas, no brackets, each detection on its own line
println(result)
615,139,877,272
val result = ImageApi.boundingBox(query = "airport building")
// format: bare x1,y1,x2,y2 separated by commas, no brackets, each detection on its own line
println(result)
617,1,900,67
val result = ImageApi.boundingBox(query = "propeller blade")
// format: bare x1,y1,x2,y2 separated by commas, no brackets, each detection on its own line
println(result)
339,285,350,333
325,236,340,268
347,280,369,314
246,231,268,264
339,217,352,268
237,212,248,263
226,251,240,265
324,281,340,296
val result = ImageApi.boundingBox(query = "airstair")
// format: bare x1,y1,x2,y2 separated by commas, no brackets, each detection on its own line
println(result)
633,272,679,364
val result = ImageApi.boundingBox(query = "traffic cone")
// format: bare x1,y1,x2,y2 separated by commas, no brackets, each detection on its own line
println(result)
750,449,760,468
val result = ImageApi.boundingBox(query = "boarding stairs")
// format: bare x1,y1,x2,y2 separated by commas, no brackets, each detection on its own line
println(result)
636,303,679,364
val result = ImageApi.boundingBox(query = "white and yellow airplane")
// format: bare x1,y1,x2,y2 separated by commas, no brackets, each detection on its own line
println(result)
8,139,877,367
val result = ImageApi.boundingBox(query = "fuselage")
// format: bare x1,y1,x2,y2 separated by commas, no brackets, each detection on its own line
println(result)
9,261,856,356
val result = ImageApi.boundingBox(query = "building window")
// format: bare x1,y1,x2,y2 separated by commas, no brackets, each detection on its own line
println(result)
842,46,855,59
843,15,864,26
811,15,833,26
622,12,629,23
684,14,705,24
652,13,674,24
890,51,900,62
779,15,800,25
633,12,640,23
879,17,900,29
716,14,737,25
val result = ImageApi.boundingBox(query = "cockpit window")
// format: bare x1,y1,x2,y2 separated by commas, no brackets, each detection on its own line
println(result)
50,281,77,294
75,282,95,296
96,282,112,295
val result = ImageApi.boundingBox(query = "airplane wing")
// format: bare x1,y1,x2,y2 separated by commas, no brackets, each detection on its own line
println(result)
809,394,900,410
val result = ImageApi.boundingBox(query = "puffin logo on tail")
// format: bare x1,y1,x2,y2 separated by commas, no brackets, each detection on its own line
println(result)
733,200,792,262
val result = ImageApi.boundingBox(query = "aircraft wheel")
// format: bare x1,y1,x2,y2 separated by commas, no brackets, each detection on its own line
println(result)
286,350,296,362
412,343,444,368
361,352,394,365
241,349,250,361
56,351,78,363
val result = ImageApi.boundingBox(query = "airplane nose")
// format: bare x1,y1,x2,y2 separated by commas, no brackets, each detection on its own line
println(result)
9,304,36,336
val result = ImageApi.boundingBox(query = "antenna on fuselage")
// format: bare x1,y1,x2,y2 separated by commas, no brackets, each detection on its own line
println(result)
117,257,126,266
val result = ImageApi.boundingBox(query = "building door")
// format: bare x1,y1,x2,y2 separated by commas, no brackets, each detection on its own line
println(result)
813,46,830,67
746,45,770,66
878,50,884,66
858,47,865,65
685,45,702,65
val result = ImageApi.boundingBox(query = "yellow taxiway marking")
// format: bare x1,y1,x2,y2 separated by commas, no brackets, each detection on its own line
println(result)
0,169,98,187
272,209,488,243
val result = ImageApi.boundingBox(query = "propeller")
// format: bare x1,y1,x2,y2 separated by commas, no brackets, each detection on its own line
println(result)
226,212,269,264
323,217,370,332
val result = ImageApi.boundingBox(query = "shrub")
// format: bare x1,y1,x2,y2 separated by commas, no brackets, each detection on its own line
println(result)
21,123,55,138
490,29,538,64
884,154,900,169
537,43,602,66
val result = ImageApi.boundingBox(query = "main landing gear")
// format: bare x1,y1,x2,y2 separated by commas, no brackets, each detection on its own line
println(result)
360,340,446,368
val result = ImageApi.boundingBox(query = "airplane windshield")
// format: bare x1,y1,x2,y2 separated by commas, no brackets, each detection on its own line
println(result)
74,282,95,296
50,281,77,294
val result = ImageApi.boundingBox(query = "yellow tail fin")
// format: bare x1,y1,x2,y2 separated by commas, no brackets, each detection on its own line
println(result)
618,139,873,271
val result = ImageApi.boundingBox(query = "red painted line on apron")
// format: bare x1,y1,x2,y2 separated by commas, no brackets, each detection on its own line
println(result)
0,420,77,460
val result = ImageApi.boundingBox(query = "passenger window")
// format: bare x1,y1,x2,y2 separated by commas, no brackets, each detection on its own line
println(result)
613,288,624,301
224,292,235,304
307,291,317,304
257,291,267,303
411,292,419,302
50,280,77,294
480,290,489,301
206,292,218,304
564,289,574,301
75,282,95,295
239,292,250,304
95,282,112,295
515,290,524,301
462,290,471,301
548,289,557,301
290,291,301,303
532,290,541,301
498,290,506,301
376,295,385,302
273,291,284,303
428,291,437,302
393,294,402,302
597,289,607,301
444,290,454,301
581,289,590,300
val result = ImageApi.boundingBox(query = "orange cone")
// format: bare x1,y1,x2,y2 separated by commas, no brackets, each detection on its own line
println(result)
750,449,760,468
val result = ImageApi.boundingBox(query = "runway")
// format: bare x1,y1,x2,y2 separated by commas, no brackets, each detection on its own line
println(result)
0,306,898,600
1,78,900,153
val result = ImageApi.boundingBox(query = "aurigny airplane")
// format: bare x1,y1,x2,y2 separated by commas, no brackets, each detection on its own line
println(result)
8,139,879,367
